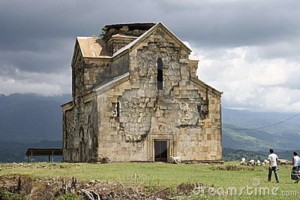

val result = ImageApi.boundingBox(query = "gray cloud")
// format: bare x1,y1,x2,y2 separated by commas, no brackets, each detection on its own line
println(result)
158,0,300,41
0,0,300,111
0,38,73,73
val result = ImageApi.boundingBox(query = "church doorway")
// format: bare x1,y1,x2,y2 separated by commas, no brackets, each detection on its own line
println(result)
154,140,168,162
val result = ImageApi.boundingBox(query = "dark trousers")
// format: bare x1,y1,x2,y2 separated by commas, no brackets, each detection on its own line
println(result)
268,166,279,182
291,166,300,181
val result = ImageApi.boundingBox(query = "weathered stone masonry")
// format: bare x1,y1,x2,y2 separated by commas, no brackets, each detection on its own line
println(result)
62,22,222,162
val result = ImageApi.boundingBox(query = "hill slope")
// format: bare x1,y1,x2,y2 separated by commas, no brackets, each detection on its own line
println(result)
222,108,300,151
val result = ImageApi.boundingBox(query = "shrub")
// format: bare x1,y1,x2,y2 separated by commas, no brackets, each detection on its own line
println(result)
54,193,83,200
0,189,26,200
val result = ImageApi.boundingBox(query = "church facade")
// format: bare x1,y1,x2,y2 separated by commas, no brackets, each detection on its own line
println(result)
62,22,222,162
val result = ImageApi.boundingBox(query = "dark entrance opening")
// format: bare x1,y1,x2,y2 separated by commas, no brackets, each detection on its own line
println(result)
154,140,168,162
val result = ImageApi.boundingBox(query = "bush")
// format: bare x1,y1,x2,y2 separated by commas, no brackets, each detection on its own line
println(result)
0,189,26,200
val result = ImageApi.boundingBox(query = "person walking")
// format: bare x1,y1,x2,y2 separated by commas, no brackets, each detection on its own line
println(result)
268,149,279,183
291,152,300,183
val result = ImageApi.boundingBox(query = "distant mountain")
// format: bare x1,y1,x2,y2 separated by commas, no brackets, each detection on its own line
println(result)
0,93,300,162
0,93,71,143
222,108,300,151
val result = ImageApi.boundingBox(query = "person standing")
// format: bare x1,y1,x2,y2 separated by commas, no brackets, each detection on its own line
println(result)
268,149,279,183
291,152,300,183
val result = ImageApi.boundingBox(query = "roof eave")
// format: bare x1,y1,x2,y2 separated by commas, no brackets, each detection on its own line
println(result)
94,72,130,94
191,77,223,96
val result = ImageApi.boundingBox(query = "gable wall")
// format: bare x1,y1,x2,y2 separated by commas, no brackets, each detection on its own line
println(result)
95,26,222,162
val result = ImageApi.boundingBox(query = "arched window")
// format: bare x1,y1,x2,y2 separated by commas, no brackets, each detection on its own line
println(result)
157,58,163,90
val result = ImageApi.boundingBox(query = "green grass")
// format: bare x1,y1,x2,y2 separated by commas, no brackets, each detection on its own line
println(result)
0,162,299,199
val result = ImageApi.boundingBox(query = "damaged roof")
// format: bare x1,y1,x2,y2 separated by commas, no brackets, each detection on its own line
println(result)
74,22,192,60
76,37,111,58
103,23,155,31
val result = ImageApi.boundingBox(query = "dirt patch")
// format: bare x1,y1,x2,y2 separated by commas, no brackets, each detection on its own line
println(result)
0,175,202,199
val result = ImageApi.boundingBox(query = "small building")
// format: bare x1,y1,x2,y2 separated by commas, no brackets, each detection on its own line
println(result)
62,22,222,162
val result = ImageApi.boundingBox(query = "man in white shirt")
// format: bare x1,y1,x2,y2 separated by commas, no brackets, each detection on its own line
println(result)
268,149,279,183
292,152,300,183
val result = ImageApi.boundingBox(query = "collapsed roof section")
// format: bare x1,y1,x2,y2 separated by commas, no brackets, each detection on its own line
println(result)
101,23,156,41
74,22,192,60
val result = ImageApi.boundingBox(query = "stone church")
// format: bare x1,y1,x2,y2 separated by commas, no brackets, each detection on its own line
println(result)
62,22,222,163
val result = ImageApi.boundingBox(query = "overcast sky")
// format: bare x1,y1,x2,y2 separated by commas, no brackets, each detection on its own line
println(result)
0,0,300,113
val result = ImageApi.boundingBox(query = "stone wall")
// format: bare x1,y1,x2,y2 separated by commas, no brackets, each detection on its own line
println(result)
95,54,129,86
62,105,74,161
72,49,85,99
94,26,222,162
83,58,111,92
108,35,137,54
63,93,99,162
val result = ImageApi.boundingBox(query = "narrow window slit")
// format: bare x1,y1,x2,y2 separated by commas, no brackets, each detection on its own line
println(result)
157,58,163,90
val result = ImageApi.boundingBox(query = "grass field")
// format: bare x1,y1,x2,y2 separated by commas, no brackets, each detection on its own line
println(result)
0,162,299,199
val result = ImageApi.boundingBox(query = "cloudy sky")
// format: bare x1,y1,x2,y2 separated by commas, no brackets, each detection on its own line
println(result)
0,0,300,113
